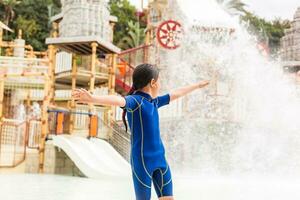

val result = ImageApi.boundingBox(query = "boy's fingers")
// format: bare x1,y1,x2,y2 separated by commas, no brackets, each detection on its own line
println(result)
198,80,210,88
72,94,80,97
72,88,91,100
79,88,88,95
74,88,82,93
72,92,81,97
82,88,90,95
71,92,77,96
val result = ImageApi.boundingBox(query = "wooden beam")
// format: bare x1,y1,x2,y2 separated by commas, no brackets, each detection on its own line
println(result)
59,45,83,55
110,54,117,121
111,54,117,95
39,75,50,173
108,55,112,95
48,44,56,103
75,43,91,54
68,44,87,55
0,72,49,78
79,44,93,54
89,42,98,113
69,55,77,134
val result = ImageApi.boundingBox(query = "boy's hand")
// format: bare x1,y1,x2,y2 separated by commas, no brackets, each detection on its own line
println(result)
198,80,210,88
170,80,210,102
72,88,94,103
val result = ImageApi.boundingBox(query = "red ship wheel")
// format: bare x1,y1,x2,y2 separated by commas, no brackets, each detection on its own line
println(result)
157,20,182,50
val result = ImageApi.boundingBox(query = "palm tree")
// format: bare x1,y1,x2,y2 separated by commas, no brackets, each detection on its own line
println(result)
216,0,247,16
117,20,146,66
117,20,146,49
0,0,21,26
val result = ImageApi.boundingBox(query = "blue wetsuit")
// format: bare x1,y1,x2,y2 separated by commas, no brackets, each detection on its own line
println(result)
121,91,173,200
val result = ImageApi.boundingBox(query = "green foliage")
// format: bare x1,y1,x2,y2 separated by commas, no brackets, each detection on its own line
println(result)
241,12,291,54
108,0,146,49
0,0,61,51
117,20,145,49
216,0,247,16
216,0,291,55
0,0,21,25
15,16,39,38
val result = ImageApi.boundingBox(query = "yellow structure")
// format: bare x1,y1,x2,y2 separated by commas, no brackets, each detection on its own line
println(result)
44,0,121,173
46,17,120,135
0,24,50,170
0,16,119,172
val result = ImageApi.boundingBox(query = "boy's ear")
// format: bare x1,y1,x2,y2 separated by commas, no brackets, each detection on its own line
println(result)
150,78,157,88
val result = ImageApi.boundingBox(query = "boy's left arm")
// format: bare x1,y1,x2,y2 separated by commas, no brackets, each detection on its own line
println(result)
169,80,210,102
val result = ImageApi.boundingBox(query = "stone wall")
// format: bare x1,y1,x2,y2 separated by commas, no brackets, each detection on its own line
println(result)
25,148,39,173
281,7,300,61
44,141,85,177
59,0,111,41
25,141,84,177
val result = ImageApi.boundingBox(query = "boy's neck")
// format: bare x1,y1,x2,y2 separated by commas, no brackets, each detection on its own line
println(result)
139,87,153,98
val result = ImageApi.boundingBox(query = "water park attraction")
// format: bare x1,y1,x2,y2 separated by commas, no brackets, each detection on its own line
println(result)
0,0,300,199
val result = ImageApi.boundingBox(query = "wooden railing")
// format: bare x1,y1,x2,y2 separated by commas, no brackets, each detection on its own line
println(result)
0,56,49,74
48,105,110,138
55,52,110,74
27,120,42,149
0,119,27,167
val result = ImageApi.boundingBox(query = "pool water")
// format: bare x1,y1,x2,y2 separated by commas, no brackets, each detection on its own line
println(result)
1,174,300,200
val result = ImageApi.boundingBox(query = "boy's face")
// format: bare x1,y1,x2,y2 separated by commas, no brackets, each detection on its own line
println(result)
150,77,160,98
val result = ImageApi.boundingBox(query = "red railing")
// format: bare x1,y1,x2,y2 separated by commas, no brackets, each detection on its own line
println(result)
0,119,27,168
116,44,152,93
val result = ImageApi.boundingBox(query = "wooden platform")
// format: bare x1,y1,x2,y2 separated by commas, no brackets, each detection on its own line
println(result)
46,36,120,55
55,69,109,87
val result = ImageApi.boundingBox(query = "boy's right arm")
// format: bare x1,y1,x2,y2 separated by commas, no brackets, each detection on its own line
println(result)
169,80,210,102
72,88,126,107
91,95,126,107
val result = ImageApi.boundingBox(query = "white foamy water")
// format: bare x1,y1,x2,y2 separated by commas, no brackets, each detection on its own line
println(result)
2,1,299,199
159,0,300,178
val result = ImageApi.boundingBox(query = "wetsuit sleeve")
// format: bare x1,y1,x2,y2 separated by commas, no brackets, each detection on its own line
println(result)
120,95,138,111
156,93,171,108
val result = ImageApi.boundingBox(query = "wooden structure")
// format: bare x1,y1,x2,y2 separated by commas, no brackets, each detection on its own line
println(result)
45,3,120,144
0,25,51,169
0,72,50,169
0,12,122,171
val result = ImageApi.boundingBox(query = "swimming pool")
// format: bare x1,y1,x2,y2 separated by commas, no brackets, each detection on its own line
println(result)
1,174,300,200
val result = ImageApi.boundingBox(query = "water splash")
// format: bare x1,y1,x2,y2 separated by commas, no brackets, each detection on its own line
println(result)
159,0,300,177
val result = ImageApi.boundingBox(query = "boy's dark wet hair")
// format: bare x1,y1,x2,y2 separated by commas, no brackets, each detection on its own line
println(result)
122,63,159,132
